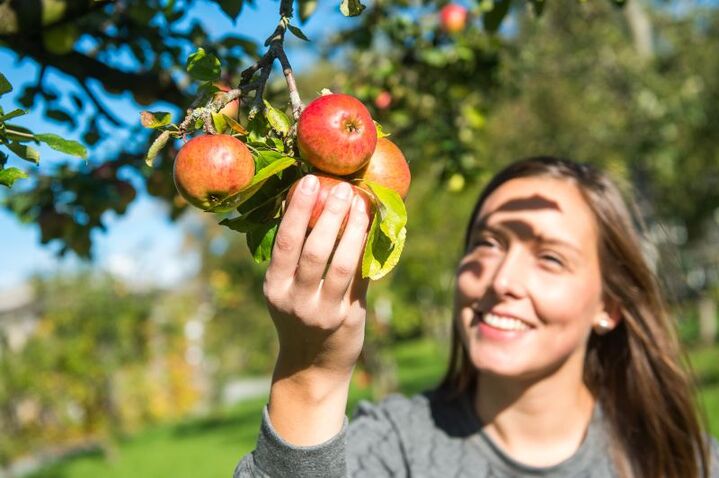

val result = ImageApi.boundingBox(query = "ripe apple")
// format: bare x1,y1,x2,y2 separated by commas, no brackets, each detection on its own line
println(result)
439,3,468,34
214,82,239,121
352,138,411,200
173,134,255,211
374,91,392,110
297,93,377,176
287,174,374,234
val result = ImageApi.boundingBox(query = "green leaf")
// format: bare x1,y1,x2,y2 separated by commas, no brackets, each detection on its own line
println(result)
263,101,291,137
361,213,407,280
0,109,26,122
287,24,310,41
140,111,172,129
247,114,270,143
7,142,40,163
35,134,87,159
375,121,391,139
0,167,28,188
299,0,318,23
340,0,366,16
0,73,11,97
219,215,257,233
186,48,222,82
208,156,296,213
217,0,243,20
254,150,286,170
246,220,279,263
364,181,406,242
483,0,512,33
212,112,228,134
146,130,172,167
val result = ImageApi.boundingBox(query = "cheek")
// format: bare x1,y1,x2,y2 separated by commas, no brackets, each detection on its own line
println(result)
531,273,603,330
455,256,489,299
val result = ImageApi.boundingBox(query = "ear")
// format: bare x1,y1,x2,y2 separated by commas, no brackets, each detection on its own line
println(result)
592,301,622,336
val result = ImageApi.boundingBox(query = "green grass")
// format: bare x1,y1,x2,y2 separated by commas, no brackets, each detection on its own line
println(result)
27,339,718,477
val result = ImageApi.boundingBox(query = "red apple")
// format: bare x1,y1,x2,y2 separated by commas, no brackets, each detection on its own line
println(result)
297,93,377,176
374,91,392,110
173,134,255,211
352,138,411,200
214,82,239,121
287,174,374,234
439,3,468,34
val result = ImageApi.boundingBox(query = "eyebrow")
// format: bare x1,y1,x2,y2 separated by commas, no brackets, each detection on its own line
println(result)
471,218,584,256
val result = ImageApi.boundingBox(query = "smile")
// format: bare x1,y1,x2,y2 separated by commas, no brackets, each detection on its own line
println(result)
482,313,531,331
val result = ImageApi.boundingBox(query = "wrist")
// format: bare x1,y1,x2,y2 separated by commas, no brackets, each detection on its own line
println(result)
268,365,352,446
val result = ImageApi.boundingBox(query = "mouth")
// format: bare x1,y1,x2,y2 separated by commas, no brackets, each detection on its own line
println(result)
470,305,534,332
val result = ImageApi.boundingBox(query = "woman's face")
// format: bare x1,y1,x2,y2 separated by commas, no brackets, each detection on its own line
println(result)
455,176,610,380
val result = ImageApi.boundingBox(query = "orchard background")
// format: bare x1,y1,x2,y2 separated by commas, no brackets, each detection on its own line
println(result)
1,0,719,475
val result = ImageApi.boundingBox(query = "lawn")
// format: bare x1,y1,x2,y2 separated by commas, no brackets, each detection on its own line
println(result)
27,339,718,478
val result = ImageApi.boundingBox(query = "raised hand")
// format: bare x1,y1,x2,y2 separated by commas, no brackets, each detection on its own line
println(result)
263,174,371,445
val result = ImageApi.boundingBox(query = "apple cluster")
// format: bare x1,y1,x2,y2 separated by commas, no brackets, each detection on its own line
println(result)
290,93,411,230
171,93,410,237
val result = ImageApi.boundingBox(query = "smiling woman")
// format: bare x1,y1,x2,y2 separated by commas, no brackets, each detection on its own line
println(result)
234,156,719,478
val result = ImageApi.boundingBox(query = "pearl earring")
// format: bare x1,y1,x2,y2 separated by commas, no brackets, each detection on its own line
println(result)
594,318,612,335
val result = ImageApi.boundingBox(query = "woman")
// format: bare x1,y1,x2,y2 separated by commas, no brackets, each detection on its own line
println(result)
235,157,719,477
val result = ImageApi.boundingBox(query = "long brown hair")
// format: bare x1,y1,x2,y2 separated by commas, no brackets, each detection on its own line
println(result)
438,156,710,478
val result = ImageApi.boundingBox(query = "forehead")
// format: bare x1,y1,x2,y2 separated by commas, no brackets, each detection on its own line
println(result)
474,177,599,249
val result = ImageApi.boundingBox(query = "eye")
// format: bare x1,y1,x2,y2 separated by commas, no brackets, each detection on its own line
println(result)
539,252,565,269
469,234,500,251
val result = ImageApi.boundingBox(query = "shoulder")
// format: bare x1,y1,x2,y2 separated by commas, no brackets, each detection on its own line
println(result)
352,391,433,426
350,388,480,439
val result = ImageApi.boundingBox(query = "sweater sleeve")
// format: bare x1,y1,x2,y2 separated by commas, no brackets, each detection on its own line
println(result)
233,406,348,478
710,436,719,478
233,397,411,478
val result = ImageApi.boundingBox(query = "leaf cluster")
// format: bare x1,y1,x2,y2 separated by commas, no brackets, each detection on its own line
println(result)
0,73,86,189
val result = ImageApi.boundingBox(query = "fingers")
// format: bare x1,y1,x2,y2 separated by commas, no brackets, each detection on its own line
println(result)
294,182,354,295
322,195,371,302
266,175,319,284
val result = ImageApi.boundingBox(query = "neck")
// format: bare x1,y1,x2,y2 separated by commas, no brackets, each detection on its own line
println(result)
474,353,595,467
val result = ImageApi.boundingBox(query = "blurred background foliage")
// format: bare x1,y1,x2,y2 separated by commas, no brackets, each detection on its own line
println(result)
1,0,718,475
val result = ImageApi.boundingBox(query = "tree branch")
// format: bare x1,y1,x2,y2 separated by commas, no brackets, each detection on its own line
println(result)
6,39,187,106
80,80,123,127
0,0,114,37
177,0,304,133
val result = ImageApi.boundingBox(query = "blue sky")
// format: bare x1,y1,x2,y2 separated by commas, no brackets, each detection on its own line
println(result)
0,0,354,292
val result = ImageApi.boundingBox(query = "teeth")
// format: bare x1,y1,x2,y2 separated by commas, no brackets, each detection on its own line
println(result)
481,313,530,331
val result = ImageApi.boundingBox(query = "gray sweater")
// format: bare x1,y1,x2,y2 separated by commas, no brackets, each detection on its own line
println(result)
234,389,719,477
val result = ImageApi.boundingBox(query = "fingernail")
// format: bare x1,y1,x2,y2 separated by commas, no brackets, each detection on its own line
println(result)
353,195,366,212
301,175,318,193
333,182,351,200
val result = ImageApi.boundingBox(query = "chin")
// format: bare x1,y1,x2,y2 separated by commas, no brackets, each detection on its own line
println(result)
468,348,532,378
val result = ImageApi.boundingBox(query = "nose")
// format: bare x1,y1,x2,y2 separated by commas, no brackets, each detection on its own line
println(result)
490,248,527,299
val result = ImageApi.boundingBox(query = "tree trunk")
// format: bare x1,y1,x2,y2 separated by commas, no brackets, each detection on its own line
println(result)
698,294,717,345
624,0,654,61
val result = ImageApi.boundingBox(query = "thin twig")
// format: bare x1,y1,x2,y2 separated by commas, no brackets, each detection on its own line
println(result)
177,0,304,133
